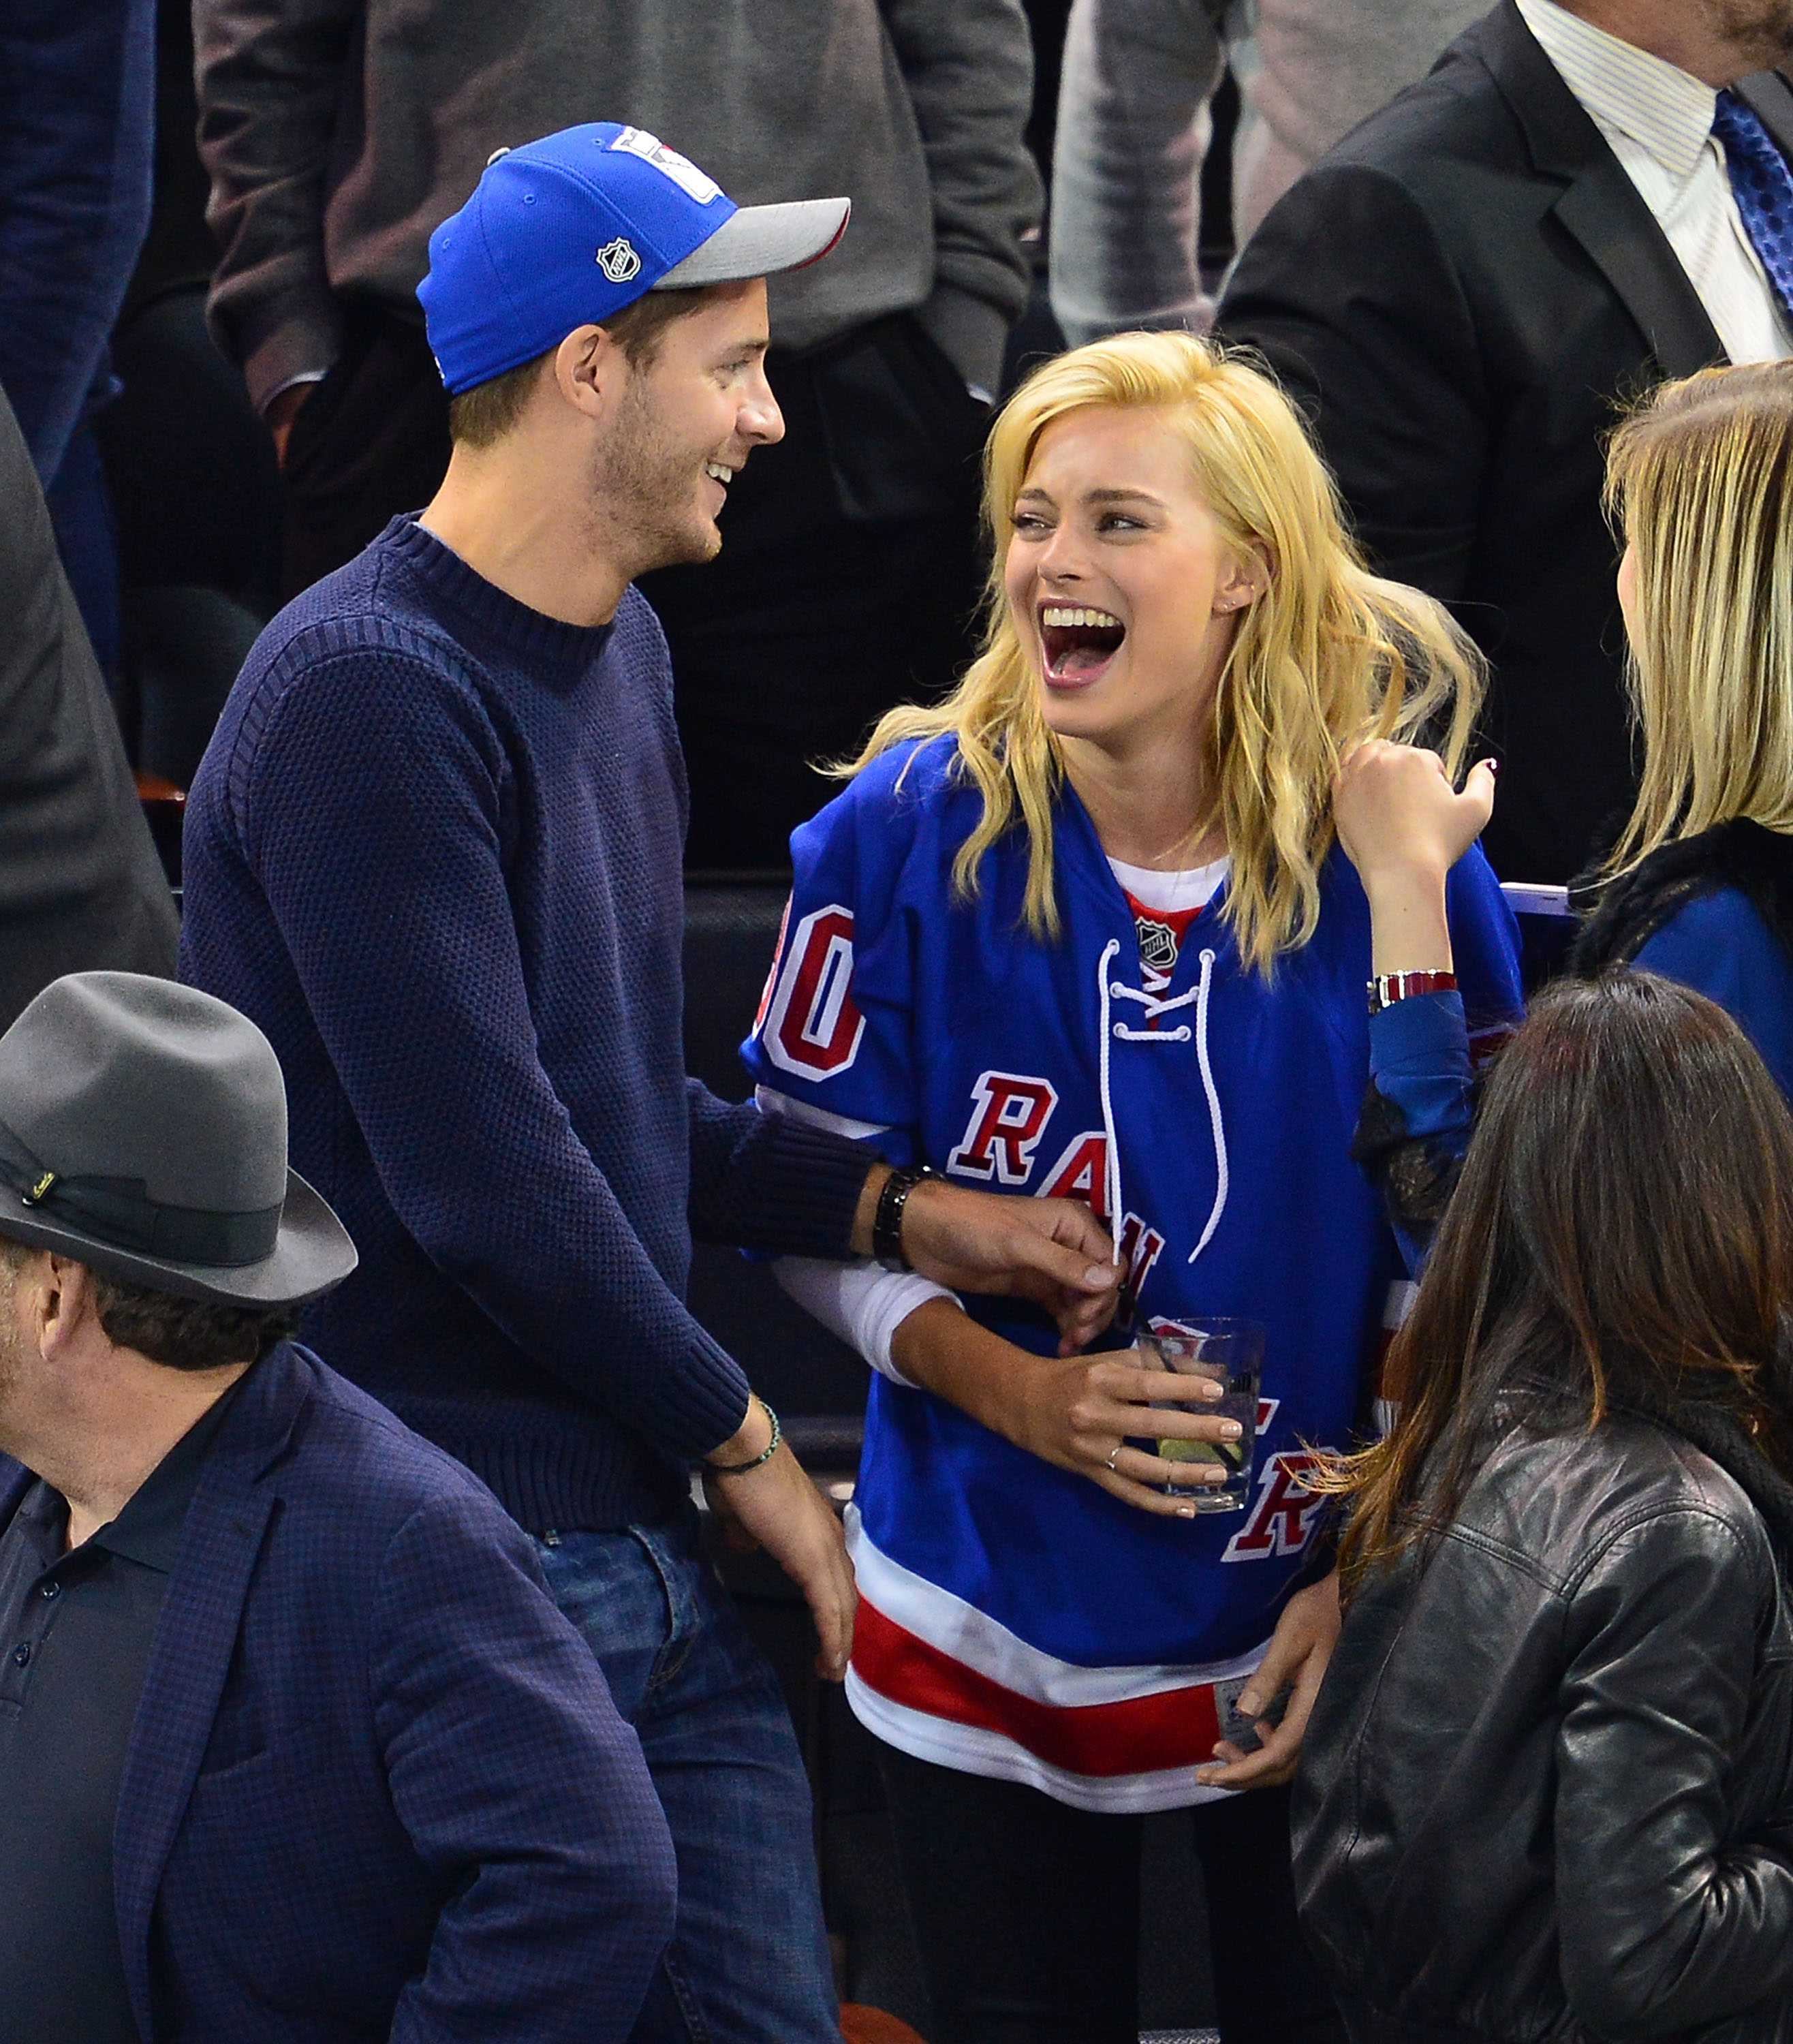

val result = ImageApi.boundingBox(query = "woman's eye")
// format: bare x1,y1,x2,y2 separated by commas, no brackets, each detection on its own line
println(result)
1098,512,1142,533
1013,513,1053,536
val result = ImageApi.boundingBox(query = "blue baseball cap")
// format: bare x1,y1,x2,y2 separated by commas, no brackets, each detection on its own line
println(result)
420,123,850,395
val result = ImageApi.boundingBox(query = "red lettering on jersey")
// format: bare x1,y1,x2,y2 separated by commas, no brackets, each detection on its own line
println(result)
1223,1451,1325,1562
1039,1131,1108,1218
758,904,865,1079
948,1072,1059,1184
1115,1211,1166,1300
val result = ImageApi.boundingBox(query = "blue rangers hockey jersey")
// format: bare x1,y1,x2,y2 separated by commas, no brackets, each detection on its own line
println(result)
742,736,1523,1811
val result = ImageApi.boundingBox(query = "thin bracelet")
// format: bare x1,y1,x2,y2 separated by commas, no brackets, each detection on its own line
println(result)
706,1401,781,1476
1367,969,1457,1016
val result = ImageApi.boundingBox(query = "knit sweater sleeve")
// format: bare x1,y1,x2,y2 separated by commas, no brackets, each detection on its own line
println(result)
685,1082,872,1258
232,642,750,1461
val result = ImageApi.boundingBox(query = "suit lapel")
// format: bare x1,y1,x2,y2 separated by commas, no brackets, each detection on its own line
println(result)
111,1349,308,2042
1474,0,1726,377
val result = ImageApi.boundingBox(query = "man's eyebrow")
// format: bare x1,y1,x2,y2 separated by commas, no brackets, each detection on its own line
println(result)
719,337,770,361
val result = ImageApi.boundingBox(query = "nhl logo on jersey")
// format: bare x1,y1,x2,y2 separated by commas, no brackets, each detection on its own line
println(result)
595,237,643,283
1136,916,1180,974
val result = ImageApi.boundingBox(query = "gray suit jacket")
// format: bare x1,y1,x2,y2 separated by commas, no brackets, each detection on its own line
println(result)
0,379,177,1027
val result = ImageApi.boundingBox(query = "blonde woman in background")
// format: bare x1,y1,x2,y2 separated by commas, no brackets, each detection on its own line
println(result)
1339,361,1793,1269
743,331,1523,2044
1566,362,1793,1085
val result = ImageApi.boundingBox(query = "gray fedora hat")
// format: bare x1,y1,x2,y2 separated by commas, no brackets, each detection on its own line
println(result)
0,973,356,1307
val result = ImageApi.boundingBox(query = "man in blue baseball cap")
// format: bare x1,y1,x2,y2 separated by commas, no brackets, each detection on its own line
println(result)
178,124,1122,2042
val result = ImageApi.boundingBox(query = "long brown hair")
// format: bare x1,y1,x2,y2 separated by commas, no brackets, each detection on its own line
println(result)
1331,973,1793,1588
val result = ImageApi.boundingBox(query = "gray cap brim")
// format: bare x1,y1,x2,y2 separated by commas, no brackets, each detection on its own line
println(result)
656,197,850,289
0,1167,357,1310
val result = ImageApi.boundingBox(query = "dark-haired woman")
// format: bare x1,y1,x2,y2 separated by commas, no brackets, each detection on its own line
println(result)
1295,972,1793,2043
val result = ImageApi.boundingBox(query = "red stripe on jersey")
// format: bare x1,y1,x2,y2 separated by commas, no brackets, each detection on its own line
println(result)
852,1600,1223,1778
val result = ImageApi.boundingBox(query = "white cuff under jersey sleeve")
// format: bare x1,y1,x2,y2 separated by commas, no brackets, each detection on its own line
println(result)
753,1084,960,1382
774,1256,958,1386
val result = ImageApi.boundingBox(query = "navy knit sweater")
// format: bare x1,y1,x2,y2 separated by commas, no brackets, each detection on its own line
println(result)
180,517,869,1530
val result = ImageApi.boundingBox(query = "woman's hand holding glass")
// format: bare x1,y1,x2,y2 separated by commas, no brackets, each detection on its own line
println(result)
888,1301,1247,1518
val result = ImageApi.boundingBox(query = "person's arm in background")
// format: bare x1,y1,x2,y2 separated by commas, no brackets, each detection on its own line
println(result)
1048,0,1226,347
1217,164,1490,605
193,0,360,452
0,0,155,489
375,1492,678,2041
1335,741,1503,1273
879,0,1044,399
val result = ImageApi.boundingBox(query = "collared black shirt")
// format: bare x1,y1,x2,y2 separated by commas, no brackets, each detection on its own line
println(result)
0,1377,247,2044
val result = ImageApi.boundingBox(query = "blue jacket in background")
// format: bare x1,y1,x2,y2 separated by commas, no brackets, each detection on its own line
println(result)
0,1341,676,2043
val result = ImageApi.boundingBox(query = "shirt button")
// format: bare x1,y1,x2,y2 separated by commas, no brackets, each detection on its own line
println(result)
12,1643,29,1667
39,1581,59,1600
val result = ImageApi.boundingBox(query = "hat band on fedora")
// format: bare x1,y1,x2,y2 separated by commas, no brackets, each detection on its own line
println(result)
0,1122,282,1271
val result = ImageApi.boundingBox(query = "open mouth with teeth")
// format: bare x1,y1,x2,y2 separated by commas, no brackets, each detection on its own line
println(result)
704,460,736,493
1038,604,1127,684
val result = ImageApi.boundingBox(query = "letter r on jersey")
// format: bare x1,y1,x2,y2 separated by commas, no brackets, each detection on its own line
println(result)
1223,1451,1325,1562
759,904,866,1079
948,1071,1059,1184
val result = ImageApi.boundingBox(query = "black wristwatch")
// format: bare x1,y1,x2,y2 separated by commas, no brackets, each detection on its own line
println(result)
873,1163,938,1272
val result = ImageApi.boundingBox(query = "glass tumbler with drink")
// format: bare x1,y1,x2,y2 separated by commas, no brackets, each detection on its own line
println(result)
1138,1319,1265,1510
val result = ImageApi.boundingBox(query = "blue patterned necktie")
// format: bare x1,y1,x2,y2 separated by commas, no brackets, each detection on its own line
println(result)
1713,89,1793,326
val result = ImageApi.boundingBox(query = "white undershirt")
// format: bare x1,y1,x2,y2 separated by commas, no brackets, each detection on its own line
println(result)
1516,0,1792,365
1107,854,1229,916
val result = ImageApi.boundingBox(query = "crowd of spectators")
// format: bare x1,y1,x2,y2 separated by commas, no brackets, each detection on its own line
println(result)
8,1,1793,2041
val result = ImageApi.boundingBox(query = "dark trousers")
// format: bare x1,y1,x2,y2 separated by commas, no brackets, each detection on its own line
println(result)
279,301,988,870
878,1744,1347,2044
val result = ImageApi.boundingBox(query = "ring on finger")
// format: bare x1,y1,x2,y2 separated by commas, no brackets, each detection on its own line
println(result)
1104,1441,1123,1472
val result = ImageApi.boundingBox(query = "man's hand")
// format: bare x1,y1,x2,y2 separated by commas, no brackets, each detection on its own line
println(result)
265,381,315,468
703,1399,856,1679
855,1169,1121,1352
1196,1569,1341,1791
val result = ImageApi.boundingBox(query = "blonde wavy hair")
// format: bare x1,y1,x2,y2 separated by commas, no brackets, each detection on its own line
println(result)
1604,362,1793,876
845,331,1483,975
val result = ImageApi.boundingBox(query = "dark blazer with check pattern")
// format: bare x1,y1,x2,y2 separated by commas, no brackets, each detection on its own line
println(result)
1219,1,1793,885
0,1342,675,2043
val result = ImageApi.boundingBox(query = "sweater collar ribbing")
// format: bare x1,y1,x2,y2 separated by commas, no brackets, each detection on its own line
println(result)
377,516,618,672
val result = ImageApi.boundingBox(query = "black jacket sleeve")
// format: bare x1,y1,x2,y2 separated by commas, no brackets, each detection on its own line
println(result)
1218,161,1491,602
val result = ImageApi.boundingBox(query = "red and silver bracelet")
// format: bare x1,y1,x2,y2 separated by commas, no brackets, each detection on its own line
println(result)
1367,969,1458,1016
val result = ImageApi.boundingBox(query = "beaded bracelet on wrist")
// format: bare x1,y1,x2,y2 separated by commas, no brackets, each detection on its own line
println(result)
706,1402,781,1476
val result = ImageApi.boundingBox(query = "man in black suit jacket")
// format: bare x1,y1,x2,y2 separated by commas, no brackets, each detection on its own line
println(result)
1219,0,1793,884
0,382,176,1025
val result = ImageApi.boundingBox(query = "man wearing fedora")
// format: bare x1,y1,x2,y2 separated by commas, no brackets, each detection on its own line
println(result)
179,125,1119,2041
0,970,678,2043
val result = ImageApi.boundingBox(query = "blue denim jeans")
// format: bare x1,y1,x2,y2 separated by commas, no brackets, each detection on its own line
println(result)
534,1511,838,2043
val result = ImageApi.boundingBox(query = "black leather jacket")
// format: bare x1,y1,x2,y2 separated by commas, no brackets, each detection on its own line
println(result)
1294,1414,1793,2043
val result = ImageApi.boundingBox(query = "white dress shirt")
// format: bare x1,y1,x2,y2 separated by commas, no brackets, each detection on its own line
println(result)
1516,0,1791,363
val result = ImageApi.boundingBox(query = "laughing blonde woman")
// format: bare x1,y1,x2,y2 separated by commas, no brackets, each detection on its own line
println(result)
743,331,1523,2044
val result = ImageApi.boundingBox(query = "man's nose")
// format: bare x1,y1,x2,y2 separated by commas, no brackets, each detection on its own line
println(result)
741,365,783,447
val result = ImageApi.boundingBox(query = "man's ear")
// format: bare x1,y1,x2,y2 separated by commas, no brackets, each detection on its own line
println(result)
37,1254,98,1359
550,322,627,423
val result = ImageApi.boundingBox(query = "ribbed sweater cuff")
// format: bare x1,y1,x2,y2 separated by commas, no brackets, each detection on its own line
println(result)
730,1115,873,1261
639,1323,753,1464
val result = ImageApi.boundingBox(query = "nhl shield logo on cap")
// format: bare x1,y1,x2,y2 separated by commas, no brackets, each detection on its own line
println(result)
595,236,642,283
